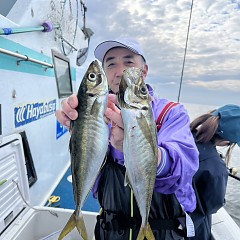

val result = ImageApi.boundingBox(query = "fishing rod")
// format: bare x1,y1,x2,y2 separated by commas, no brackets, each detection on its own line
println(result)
229,173,240,181
177,0,194,102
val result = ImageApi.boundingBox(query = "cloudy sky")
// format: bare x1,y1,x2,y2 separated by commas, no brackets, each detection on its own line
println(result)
80,0,240,106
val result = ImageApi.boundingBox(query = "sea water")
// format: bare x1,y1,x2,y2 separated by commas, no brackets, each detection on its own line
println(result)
184,102,240,227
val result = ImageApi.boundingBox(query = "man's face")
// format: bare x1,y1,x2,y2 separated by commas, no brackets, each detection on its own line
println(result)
103,47,148,93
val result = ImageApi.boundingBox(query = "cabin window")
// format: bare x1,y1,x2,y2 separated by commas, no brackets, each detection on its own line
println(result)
0,0,17,17
19,131,37,187
51,49,73,98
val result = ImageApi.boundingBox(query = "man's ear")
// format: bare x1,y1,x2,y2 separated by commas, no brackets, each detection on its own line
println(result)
143,64,148,79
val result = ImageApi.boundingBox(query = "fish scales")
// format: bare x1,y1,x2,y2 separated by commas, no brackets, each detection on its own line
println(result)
118,67,158,240
123,106,156,220
59,60,109,240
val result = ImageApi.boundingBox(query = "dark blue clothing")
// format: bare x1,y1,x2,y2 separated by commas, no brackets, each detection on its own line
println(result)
190,133,228,239
95,156,187,240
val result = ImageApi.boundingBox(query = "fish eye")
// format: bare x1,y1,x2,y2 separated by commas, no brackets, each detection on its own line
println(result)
142,106,148,110
88,73,97,81
140,86,147,94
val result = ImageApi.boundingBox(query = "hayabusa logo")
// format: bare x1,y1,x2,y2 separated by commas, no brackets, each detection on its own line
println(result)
14,99,56,127
16,106,26,123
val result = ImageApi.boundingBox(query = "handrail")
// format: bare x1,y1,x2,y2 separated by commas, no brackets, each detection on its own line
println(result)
0,22,59,35
0,47,53,68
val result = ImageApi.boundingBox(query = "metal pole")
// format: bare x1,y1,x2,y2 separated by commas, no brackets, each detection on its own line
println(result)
0,23,60,35
0,47,53,68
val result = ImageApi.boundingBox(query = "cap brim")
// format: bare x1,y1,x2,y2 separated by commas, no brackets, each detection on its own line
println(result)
94,40,142,63
94,41,124,62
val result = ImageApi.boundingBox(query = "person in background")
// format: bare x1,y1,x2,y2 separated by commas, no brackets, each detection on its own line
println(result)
56,38,199,239
189,104,240,240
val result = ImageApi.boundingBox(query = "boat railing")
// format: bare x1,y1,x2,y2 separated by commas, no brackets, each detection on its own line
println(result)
0,47,53,68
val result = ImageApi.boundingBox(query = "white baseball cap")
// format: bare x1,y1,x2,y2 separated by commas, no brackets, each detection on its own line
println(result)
94,38,145,63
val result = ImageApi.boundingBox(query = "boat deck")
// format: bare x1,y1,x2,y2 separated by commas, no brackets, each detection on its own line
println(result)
46,167,100,212
49,167,240,240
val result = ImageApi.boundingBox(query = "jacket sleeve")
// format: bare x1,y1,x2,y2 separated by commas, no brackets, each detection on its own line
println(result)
153,101,199,212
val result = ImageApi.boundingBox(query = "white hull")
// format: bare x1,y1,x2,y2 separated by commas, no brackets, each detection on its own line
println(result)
1,207,97,240
212,207,240,240
2,207,240,240
1,1,240,240
0,0,89,206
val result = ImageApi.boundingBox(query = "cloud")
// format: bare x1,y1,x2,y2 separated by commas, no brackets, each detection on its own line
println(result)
187,80,240,92
83,0,240,105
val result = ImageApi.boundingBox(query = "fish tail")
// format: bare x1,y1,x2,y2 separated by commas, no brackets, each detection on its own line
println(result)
137,222,155,240
58,211,88,240
76,212,88,240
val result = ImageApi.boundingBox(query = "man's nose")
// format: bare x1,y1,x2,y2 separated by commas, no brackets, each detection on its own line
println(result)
115,65,126,77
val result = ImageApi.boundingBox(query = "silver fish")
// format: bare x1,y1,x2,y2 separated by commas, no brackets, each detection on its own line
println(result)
118,67,158,240
59,60,109,240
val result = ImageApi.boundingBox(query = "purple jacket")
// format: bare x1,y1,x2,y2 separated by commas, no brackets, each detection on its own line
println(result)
93,85,199,213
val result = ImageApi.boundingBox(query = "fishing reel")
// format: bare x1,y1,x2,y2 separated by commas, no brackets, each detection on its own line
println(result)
228,167,240,181
228,167,238,176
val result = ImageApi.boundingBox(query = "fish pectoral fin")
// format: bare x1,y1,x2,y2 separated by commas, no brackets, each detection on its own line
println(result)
137,223,155,240
58,211,88,240
90,97,102,117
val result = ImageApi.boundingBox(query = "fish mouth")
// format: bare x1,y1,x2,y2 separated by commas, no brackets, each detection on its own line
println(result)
117,67,150,110
118,67,142,96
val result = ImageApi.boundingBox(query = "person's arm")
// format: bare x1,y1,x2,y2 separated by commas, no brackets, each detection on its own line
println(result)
153,101,199,212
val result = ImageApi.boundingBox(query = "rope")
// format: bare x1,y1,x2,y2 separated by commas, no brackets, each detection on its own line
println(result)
177,0,194,102
61,0,79,56
12,179,58,217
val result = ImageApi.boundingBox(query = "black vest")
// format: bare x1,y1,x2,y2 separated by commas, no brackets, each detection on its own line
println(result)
94,156,187,240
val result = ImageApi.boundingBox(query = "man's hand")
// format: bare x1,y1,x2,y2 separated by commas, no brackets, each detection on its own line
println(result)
55,94,78,128
105,94,124,151
56,93,125,151
105,94,124,128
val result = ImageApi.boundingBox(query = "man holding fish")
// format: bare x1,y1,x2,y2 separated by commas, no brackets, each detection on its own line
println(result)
56,38,199,240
